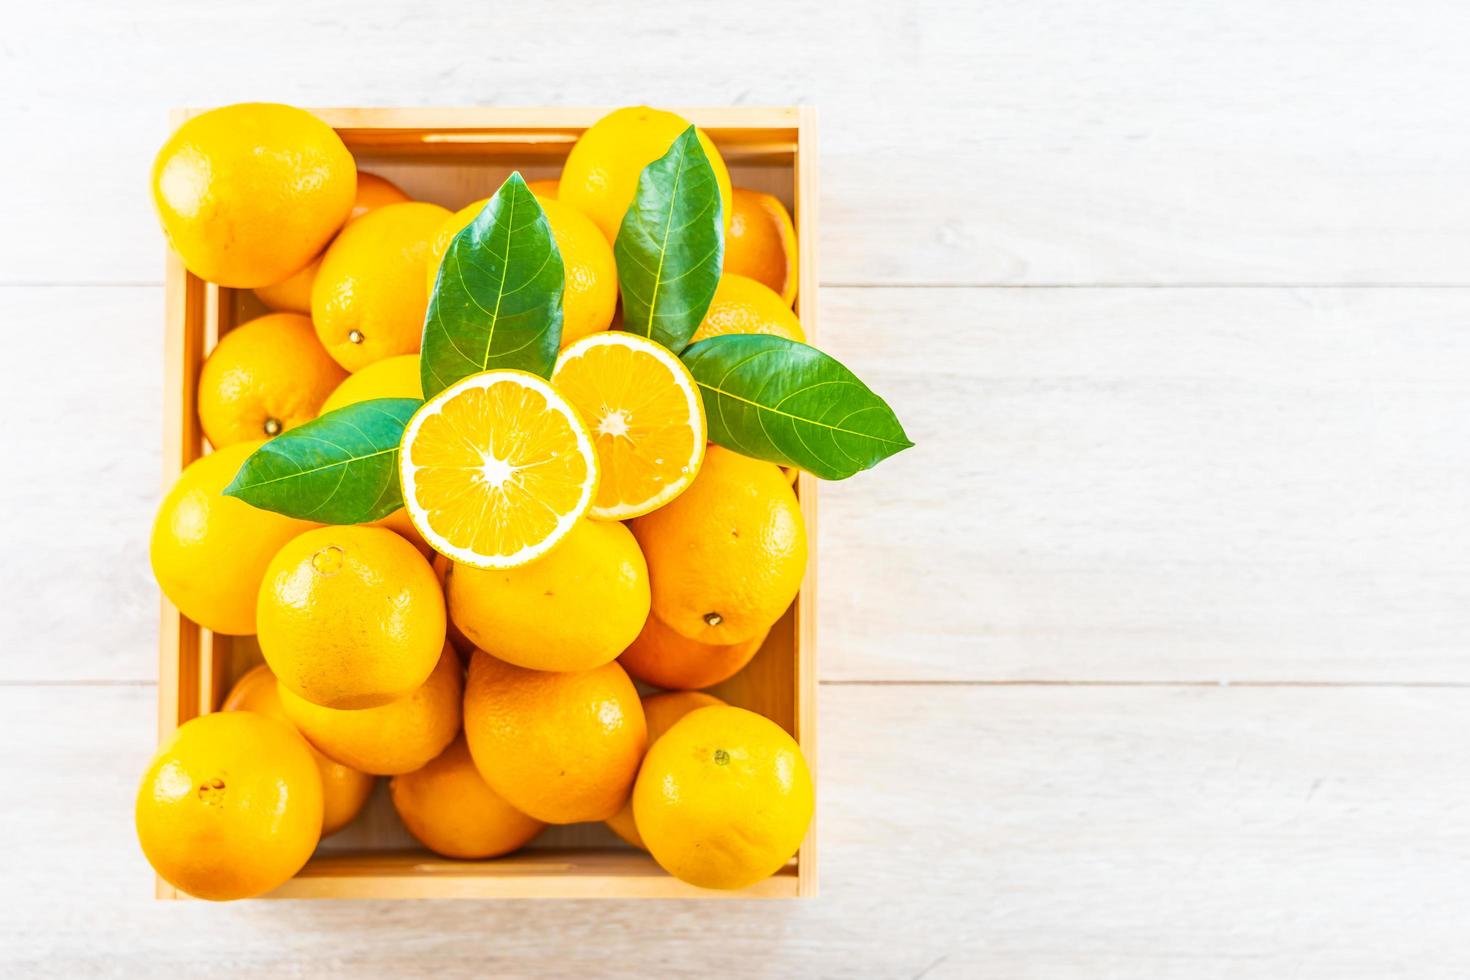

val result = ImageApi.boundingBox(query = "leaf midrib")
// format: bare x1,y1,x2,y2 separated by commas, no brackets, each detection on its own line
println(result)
236,446,399,490
696,380,914,447
641,136,688,337
480,183,517,371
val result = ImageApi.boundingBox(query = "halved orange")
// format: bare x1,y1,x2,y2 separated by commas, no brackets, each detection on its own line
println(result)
399,370,598,568
552,333,706,520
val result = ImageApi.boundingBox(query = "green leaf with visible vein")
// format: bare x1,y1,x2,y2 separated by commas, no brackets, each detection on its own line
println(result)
420,172,564,397
614,126,724,353
222,399,420,523
681,335,913,480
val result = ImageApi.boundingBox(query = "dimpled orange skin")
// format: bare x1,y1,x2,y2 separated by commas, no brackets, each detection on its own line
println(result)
630,446,807,645
723,189,799,306
426,194,617,347
618,612,769,691
256,525,446,709
152,103,356,288
221,664,374,836
605,691,725,849
558,106,734,244
135,711,323,901
254,172,413,313
277,647,462,775
463,651,647,824
390,734,544,859
319,353,423,415
251,255,322,315
524,177,560,198
312,201,451,371
633,705,813,891
197,312,348,449
347,172,414,220
447,518,649,673
150,442,316,635
689,273,806,346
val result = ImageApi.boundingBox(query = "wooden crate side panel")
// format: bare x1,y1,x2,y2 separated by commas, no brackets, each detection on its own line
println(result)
157,249,208,900
172,107,799,165
351,160,797,223
158,107,815,900
793,106,820,898
263,851,798,900
704,606,797,735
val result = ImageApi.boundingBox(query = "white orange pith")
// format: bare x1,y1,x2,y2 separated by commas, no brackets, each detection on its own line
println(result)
399,370,598,568
551,333,707,520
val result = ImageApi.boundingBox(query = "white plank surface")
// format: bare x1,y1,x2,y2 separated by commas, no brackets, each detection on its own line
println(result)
5,0,1469,973
821,285,1470,681
6,1,1470,285
5,684,1468,979
0,286,161,683
8,284,1470,684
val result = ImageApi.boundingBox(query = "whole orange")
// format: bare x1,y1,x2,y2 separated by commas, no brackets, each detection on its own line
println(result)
197,312,347,448
446,518,649,672
251,257,323,317
277,647,462,775
463,651,646,824
723,189,799,306
558,106,734,244
312,201,450,371
256,525,445,709
689,273,805,346
319,353,423,415
150,442,315,635
605,690,725,849
633,705,813,890
135,711,323,900
619,613,769,690
152,103,355,288
630,446,807,645
348,172,413,220
254,172,413,313
390,734,544,859
221,664,375,836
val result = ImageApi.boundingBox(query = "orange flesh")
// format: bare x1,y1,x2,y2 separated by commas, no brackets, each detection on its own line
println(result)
407,382,591,558
554,343,700,514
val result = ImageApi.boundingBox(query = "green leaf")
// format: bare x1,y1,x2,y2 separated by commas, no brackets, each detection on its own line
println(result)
681,335,913,480
420,172,564,397
614,126,724,353
222,399,421,523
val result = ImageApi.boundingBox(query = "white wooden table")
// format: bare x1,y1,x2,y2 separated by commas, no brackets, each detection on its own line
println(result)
5,1,1470,976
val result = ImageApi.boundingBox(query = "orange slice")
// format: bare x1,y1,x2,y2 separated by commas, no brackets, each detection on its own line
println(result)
552,333,706,520
399,370,598,568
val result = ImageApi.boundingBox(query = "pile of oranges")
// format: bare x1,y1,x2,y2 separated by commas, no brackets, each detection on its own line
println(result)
137,104,815,900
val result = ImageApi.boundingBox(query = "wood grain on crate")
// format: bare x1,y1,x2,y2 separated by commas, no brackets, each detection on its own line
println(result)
273,851,797,900
153,107,817,901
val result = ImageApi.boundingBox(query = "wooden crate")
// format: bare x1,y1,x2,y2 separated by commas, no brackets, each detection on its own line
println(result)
157,107,819,900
